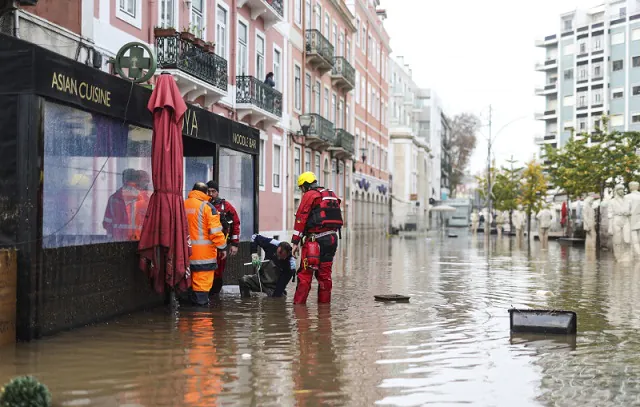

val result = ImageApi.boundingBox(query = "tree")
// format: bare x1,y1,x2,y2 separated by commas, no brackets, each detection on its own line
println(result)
520,160,548,246
493,157,523,230
449,113,481,195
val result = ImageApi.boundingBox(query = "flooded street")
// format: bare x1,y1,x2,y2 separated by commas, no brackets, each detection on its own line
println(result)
2,232,640,406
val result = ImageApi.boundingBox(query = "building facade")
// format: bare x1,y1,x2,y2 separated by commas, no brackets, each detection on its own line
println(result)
535,0,640,151
388,57,430,231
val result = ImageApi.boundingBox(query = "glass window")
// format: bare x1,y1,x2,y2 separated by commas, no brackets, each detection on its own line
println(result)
237,22,248,75
305,150,311,172
192,0,204,38
159,0,174,28
324,87,329,117
256,35,265,80
338,162,344,197
43,102,152,248
259,139,266,186
184,156,215,201
216,6,227,58
332,93,337,123
294,147,301,180
315,152,321,179
294,65,302,110
273,49,281,91
333,22,338,49
218,147,255,240
272,144,281,188
356,18,360,46
314,80,321,114
314,4,322,31
324,13,330,37
120,0,136,17
323,158,330,186
331,159,337,190
305,73,311,112
305,0,311,28
294,0,301,24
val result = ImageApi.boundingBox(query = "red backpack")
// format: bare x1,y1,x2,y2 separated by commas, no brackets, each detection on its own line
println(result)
308,188,344,230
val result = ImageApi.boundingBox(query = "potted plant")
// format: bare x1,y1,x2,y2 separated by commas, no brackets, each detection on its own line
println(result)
154,25,176,37
180,26,195,42
204,41,216,54
193,36,205,48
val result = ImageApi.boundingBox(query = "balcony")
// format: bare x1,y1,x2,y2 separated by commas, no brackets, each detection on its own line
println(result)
236,0,284,29
155,34,228,107
535,83,558,95
535,110,557,120
304,113,335,151
305,29,334,75
330,129,355,159
535,59,558,71
535,34,558,47
330,57,355,92
235,75,282,126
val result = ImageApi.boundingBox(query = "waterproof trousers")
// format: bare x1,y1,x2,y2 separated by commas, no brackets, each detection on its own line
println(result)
192,269,214,305
294,233,338,304
209,249,227,295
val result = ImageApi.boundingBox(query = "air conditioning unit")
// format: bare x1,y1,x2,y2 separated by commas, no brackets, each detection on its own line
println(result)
19,0,38,5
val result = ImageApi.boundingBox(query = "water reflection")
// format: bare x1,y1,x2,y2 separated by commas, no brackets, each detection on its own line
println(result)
2,232,640,406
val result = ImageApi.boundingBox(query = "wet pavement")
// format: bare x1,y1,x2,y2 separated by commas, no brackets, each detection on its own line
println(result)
1,231,640,406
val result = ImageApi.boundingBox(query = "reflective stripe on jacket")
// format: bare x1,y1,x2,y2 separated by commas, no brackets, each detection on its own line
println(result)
185,190,228,271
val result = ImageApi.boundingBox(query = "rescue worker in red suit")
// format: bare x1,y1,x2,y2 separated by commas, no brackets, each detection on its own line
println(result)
291,172,342,304
206,180,241,295
103,168,147,241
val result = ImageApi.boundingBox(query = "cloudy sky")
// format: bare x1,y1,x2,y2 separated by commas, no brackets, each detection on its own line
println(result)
383,0,597,175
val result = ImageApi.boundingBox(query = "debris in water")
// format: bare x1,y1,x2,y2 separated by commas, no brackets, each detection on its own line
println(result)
508,309,577,335
375,294,410,303
241,353,252,360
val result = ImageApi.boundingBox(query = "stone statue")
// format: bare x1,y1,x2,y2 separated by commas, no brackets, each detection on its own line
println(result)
608,184,631,262
626,181,640,257
583,196,596,251
513,204,526,243
470,210,479,234
495,211,505,237
536,206,553,250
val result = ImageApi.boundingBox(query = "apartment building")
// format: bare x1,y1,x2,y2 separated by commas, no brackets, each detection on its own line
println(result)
388,58,431,231
535,0,640,150
285,0,357,234
347,0,391,230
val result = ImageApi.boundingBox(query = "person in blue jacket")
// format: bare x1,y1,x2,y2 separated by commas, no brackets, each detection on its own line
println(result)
239,234,297,297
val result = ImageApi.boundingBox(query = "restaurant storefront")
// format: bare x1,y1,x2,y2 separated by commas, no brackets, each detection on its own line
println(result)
0,34,260,340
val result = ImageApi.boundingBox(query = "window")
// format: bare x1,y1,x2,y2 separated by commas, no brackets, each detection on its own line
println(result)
256,34,265,80
632,114,640,124
338,162,344,196
578,40,587,54
43,101,153,248
272,144,281,189
592,36,602,51
218,148,255,239
305,73,311,112
338,99,344,128
332,93,337,123
324,87,329,117
323,158,330,185
273,49,281,91
367,83,372,112
563,18,572,31
613,60,624,71
564,43,575,56
324,13,330,38
159,0,175,28
294,147,301,181
612,32,625,45
305,150,311,172
564,69,573,80
216,6,228,58
634,28,640,41
355,71,360,103
360,77,366,106
362,25,367,53
314,80,321,114
314,4,321,30
346,104,350,131
315,153,321,180
191,0,204,38
593,89,603,104
294,65,302,111
305,0,311,28
613,89,624,99
333,22,338,49
339,34,344,57
259,139,266,187
633,56,640,68
593,63,602,78
356,17,361,46
577,93,587,107
294,0,301,25
593,117,602,130
634,86,640,96
611,115,624,127
119,0,136,17
577,117,587,132
578,66,588,80
237,21,248,75
331,160,337,190
368,33,372,59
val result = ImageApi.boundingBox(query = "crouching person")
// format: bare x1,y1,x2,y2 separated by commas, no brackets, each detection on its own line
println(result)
239,234,296,297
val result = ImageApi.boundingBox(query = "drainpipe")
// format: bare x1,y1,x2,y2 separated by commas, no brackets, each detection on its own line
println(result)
13,6,19,38
148,0,155,44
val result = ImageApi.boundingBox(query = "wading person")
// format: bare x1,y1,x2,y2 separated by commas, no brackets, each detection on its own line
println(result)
291,172,343,304
206,180,241,295
239,234,296,297
185,182,227,306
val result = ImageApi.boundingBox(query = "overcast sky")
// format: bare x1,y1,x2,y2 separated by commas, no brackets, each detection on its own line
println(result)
383,0,597,175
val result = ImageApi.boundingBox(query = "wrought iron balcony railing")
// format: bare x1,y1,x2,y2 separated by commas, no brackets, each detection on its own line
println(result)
155,34,228,92
331,57,355,87
305,29,334,63
308,113,336,144
236,75,282,117
265,0,284,17
335,129,355,155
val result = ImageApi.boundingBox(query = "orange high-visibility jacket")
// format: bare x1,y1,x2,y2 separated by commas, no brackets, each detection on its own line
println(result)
103,183,148,241
185,190,227,272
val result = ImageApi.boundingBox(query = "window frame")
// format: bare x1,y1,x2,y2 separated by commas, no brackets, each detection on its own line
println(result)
116,0,142,28
272,138,282,193
158,0,178,29
236,17,250,76
255,30,266,81
190,0,205,39
273,46,282,91
294,63,302,112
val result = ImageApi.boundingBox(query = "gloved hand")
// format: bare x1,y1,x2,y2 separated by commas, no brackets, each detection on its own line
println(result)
251,253,261,268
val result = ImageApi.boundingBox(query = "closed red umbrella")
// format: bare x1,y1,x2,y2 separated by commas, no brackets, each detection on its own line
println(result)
138,74,191,294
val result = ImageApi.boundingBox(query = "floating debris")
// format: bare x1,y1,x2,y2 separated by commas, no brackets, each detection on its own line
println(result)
375,294,410,303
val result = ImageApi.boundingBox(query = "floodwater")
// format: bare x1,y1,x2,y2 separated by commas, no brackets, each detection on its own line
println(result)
1,231,640,406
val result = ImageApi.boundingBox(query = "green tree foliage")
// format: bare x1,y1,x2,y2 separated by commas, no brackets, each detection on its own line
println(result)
520,160,548,244
1,376,51,407
492,157,524,230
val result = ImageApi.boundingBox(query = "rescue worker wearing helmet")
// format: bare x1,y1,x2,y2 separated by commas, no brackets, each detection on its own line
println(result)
291,172,343,304
184,182,228,306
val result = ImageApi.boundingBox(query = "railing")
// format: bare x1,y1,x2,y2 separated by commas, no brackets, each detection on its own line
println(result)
335,129,355,155
305,29,334,63
236,75,282,117
544,34,557,41
308,113,336,144
265,0,284,17
544,109,556,115
544,134,557,140
545,59,557,65
331,57,355,86
155,34,228,91
544,83,557,90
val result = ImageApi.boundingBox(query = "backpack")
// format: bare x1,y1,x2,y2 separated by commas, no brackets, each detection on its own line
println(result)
307,188,344,230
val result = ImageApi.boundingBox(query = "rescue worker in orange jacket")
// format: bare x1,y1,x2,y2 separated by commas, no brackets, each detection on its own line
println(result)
206,180,241,295
185,182,228,306
291,172,342,304
103,168,147,241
